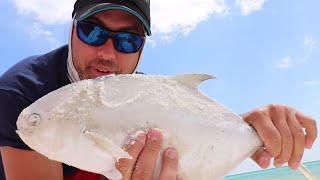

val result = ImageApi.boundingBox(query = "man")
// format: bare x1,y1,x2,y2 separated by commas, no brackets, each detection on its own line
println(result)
0,0,317,180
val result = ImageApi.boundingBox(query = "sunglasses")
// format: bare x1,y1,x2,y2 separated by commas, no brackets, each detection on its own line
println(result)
76,20,145,53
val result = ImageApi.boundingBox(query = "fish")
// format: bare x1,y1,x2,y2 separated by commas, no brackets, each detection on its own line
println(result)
16,74,263,180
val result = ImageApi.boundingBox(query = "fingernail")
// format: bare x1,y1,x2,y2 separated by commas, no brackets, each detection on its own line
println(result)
129,131,146,144
148,128,163,141
136,133,146,143
291,162,300,170
274,163,280,168
274,160,283,168
306,140,313,149
166,148,178,159
260,156,269,169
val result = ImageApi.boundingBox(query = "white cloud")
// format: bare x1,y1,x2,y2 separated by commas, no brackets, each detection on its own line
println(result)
11,0,228,40
29,23,60,48
151,0,228,35
304,81,320,86
277,56,293,69
236,0,267,15
304,35,317,52
277,35,317,69
11,0,76,24
146,38,157,48
10,0,269,44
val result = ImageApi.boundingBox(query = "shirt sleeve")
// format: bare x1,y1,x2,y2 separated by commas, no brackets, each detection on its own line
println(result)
0,90,32,150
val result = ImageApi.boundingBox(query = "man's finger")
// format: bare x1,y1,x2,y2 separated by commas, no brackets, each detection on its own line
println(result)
251,148,272,169
243,110,281,157
158,148,179,180
116,132,146,180
269,105,293,167
131,128,163,180
287,110,305,169
295,111,318,149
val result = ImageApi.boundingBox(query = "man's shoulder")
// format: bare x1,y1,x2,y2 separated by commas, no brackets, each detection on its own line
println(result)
0,45,70,102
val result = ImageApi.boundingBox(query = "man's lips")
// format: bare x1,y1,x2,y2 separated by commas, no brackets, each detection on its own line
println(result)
89,66,117,77
96,68,114,74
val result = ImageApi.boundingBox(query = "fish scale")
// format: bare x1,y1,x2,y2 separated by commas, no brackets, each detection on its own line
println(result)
16,74,265,179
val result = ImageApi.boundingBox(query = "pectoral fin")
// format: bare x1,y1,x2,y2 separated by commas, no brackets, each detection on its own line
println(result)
83,129,131,161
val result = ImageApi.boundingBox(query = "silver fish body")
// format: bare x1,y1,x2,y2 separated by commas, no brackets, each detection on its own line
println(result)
16,74,262,179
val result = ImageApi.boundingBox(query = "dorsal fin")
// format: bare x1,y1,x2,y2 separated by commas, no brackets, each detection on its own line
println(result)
171,74,216,89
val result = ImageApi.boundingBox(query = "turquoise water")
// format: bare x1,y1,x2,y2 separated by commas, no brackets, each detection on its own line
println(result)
225,160,320,180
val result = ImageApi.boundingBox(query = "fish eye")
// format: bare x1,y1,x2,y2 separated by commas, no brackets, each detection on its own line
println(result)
28,113,41,127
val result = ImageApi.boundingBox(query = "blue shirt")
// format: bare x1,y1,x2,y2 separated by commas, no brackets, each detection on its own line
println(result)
0,45,78,178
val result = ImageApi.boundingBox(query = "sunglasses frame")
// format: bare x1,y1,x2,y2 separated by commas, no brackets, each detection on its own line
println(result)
75,20,146,54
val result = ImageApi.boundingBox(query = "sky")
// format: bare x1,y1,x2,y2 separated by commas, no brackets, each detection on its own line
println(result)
0,0,319,176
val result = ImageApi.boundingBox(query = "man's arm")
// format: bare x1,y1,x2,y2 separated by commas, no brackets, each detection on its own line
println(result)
0,147,63,180
0,91,63,179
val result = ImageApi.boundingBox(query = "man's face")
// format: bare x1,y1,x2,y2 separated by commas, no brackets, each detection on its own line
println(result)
72,10,145,80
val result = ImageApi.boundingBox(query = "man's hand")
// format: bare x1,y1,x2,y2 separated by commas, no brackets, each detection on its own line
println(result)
242,104,317,170
116,129,179,180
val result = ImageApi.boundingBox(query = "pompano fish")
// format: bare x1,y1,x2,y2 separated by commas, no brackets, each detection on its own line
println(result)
16,74,263,180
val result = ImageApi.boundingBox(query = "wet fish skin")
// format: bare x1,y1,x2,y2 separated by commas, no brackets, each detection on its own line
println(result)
16,74,262,180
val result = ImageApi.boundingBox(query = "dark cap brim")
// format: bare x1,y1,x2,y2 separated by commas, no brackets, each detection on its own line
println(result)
75,3,151,36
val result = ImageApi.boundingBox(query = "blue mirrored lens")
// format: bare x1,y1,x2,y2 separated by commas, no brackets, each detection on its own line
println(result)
77,22,108,46
77,21,144,53
114,33,144,53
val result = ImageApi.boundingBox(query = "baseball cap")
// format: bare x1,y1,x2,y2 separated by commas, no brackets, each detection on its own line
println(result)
72,0,151,36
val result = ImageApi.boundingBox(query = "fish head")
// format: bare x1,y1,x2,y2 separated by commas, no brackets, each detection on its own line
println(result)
16,86,72,144
17,112,42,134
16,106,46,137
16,100,66,154
16,101,53,153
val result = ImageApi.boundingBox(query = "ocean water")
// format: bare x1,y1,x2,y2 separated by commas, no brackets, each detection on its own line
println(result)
225,160,320,180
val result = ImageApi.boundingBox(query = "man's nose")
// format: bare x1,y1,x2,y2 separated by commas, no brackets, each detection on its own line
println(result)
96,38,117,60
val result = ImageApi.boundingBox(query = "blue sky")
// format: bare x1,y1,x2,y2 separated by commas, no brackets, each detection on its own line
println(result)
0,0,319,175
